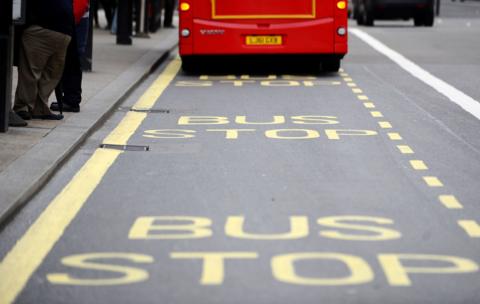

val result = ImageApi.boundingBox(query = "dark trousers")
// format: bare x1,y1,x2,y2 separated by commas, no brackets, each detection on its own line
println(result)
164,0,175,27
56,17,89,107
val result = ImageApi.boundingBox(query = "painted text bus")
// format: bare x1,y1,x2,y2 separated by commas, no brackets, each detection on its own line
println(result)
178,0,349,72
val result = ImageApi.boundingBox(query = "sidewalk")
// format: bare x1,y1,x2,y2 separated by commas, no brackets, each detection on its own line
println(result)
0,26,178,224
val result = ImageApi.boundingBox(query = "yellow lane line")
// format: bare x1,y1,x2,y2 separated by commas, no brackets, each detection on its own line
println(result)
347,82,357,87
397,145,414,154
423,176,444,187
0,149,121,303
0,59,181,304
358,95,369,101
363,102,376,109
458,220,480,238
343,77,353,82
439,195,463,209
352,88,363,94
410,160,428,170
370,111,384,118
387,133,402,141
378,121,393,129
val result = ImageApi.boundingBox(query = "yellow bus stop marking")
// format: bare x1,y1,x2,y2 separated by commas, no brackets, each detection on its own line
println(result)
0,59,181,304
423,176,444,187
439,195,463,209
387,133,402,141
378,121,392,129
397,145,414,154
458,220,480,238
409,160,428,171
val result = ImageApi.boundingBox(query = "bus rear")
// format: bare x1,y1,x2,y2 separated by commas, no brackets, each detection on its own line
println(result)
178,0,348,72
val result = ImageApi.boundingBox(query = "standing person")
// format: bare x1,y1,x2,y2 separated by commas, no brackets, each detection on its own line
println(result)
13,0,74,120
163,0,176,28
51,0,90,113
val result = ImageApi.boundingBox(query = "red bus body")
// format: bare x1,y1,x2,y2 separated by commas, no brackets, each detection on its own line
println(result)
179,0,348,69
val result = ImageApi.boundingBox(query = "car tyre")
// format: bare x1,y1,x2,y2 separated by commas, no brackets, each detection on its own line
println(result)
424,10,435,27
362,7,374,26
414,16,424,26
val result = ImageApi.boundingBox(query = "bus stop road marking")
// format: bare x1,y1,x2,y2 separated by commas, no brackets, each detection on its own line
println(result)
0,59,181,304
458,220,480,238
439,195,464,209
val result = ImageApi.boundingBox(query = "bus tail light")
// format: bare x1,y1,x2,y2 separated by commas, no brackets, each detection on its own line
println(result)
337,1,347,10
180,2,191,12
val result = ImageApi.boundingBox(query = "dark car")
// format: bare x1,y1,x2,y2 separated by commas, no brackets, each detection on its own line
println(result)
353,0,435,26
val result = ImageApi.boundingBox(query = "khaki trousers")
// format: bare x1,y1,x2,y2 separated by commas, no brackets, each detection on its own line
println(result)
14,26,71,116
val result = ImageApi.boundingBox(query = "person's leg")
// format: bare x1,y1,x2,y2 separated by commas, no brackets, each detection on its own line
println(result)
164,0,174,27
13,26,52,115
101,0,113,29
33,32,71,116
61,32,82,108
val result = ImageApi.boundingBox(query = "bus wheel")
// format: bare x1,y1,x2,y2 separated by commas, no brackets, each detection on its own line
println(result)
414,15,425,26
323,59,341,73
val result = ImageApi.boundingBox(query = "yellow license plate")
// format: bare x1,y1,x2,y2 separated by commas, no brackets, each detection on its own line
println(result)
246,35,282,46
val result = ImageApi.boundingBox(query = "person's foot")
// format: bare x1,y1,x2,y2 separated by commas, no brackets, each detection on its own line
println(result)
32,113,64,120
50,102,80,113
15,110,32,120
8,111,28,127
164,24,175,28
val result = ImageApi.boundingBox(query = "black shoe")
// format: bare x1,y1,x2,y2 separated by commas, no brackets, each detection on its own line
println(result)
50,102,80,113
32,113,64,120
164,24,175,28
15,110,32,120
8,111,28,127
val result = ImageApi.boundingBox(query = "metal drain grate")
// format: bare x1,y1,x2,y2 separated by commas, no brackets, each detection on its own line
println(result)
132,108,170,114
117,107,170,114
100,144,150,151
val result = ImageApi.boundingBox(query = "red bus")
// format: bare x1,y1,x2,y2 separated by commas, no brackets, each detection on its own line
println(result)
178,0,349,72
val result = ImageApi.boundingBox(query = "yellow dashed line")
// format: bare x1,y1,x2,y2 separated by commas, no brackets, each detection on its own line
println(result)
397,145,414,154
458,220,480,237
378,121,393,129
439,195,463,209
423,176,444,187
346,75,463,219
410,160,428,170
387,133,402,141
340,72,349,77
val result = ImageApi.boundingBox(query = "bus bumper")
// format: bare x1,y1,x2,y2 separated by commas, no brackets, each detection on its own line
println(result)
179,18,348,56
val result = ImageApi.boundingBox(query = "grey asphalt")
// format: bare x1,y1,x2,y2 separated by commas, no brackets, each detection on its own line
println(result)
1,2,480,303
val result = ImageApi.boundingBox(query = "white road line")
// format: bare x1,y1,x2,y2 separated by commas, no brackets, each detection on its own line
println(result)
350,28,480,121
